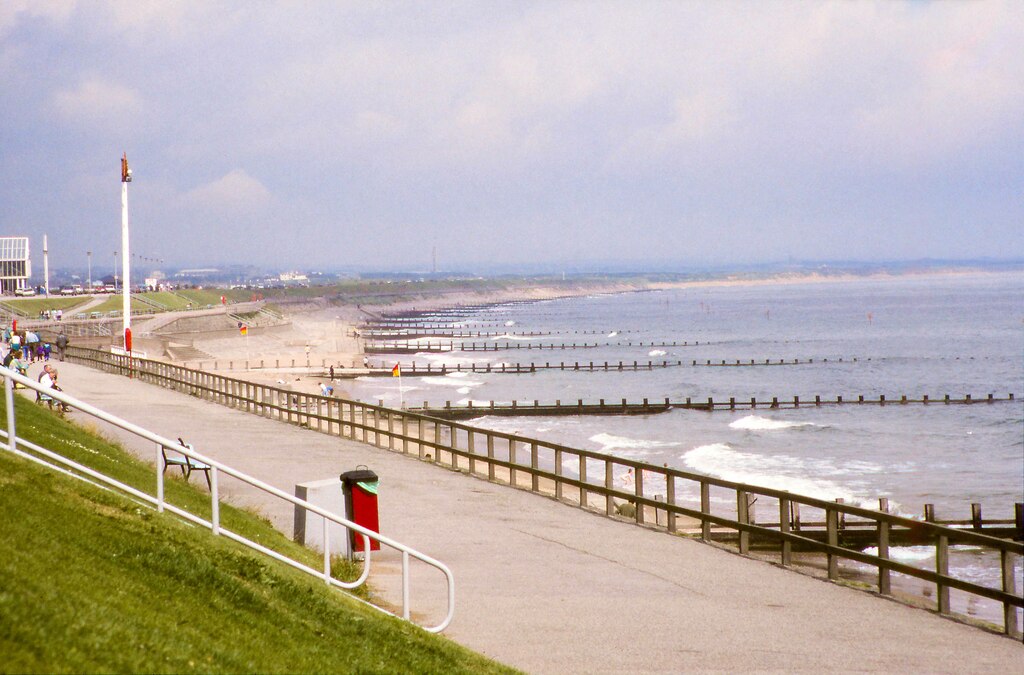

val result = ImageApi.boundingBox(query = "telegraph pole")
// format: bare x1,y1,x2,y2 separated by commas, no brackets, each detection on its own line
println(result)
120,153,132,344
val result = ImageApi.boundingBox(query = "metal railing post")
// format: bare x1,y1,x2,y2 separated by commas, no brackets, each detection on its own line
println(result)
156,442,165,513
211,466,220,535
323,518,332,584
5,374,15,452
402,551,411,620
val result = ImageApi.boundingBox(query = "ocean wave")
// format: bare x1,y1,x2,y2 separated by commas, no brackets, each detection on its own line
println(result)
492,334,538,341
608,331,619,338
455,398,495,406
590,432,682,457
861,546,935,563
648,349,666,356
681,443,861,503
728,415,819,431
420,375,483,388
505,320,516,326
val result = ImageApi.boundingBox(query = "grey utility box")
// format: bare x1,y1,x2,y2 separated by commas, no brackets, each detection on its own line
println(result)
293,477,350,558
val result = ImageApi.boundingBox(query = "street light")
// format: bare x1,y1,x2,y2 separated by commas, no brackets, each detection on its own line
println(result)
87,250,92,293
113,251,118,291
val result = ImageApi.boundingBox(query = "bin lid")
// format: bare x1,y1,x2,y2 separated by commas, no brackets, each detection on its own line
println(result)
356,481,378,495
340,469,378,485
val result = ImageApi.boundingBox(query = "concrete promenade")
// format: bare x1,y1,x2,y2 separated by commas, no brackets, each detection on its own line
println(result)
56,362,1023,673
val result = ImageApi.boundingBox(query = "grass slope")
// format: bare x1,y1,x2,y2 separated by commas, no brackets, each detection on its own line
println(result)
1,297,91,317
0,398,512,674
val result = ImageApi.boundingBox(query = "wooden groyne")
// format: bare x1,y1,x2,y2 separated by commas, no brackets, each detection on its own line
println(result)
359,330,554,339
410,399,674,420
359,360,688,375
408,393,1018,419
709,500,1023,550
364,339,705,353
356,358,863,374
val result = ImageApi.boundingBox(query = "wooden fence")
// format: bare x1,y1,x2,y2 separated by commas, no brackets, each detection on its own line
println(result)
66,346,1023,640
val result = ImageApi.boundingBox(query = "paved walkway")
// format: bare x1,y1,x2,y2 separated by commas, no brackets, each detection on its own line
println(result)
53,361,1023,673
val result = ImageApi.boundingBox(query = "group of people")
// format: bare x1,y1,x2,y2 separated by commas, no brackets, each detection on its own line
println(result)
3,327,68,364
36,364,70,412
38,308,64,321
3,325,71,413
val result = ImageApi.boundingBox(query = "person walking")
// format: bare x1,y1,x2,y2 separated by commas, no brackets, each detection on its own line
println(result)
56,332,68,362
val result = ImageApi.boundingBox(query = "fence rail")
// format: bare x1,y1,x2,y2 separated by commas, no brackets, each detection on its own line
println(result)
2,361,454,633
65,346,1023,640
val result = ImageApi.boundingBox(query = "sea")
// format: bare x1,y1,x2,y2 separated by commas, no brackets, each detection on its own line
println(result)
348,271,1024,625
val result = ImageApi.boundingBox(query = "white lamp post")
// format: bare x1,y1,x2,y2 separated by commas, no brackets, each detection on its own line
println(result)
120,153,132,342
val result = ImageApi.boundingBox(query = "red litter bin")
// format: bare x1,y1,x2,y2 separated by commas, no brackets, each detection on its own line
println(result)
340,468,380,553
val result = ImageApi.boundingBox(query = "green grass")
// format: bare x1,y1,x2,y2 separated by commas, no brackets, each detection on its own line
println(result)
0,397,513,674
140,292,193,310
87,296,155,315
174,289,252,307
1,297,91,317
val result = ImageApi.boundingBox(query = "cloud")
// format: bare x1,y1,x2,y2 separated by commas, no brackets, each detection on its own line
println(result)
0,0,75,38
50,77,143,127
179,169,272,215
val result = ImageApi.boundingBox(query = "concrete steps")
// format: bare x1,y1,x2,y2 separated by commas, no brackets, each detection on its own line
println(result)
165,344,214,361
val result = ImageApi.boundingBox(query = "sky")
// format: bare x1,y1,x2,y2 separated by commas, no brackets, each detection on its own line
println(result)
1,1,1022,273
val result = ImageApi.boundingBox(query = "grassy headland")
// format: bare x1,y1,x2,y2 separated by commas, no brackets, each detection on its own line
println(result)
0,396,513,674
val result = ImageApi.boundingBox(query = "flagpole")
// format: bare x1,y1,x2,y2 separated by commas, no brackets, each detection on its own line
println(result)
399,367,404,409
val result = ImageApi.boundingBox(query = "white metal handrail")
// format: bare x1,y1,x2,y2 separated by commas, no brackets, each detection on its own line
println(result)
1,366,455,632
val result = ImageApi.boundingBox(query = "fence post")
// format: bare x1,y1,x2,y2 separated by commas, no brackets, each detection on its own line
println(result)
508,439,517,486
467,431,476,474
779,496,791,566
826,508,839,580
554,448,563,501
1002,549,1019,637
700,480,710,541
666,474,677,533
579,454,588,508
878,497,891,595
605,461,615,516
737,490,750,554
487,434,495,480
433,421,441,464
531,442,539,491
635,468,644,525
936,535,950,614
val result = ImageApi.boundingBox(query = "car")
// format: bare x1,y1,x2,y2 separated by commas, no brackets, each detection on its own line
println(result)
60,286,76,296
14,288,36,296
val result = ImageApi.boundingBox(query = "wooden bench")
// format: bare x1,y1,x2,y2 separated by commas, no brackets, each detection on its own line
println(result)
161,437,212,489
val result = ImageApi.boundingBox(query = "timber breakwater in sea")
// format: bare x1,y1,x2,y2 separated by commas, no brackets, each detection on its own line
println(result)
344,272,1023,632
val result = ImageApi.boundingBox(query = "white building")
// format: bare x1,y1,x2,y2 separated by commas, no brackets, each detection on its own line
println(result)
0,236,31,294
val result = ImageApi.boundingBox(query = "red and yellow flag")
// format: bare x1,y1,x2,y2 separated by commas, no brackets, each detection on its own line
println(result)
391,363,401,377
240,325,248,336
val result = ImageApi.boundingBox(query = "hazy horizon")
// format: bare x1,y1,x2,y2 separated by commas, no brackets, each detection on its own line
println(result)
2,2,1022,270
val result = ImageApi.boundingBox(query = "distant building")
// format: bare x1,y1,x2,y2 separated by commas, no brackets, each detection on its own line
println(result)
279,271,309,283
0,236,31,294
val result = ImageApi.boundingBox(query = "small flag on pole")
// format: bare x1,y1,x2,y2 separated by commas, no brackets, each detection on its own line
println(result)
392,363,401,377
240,324,248,336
